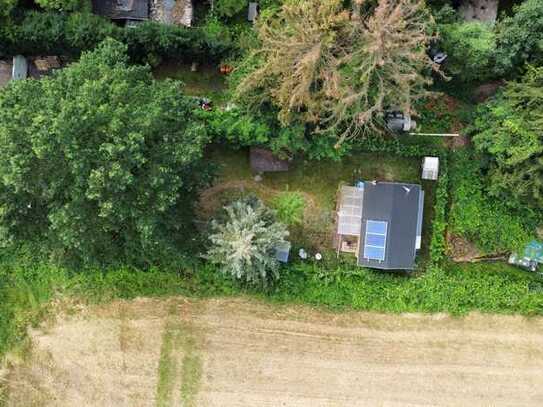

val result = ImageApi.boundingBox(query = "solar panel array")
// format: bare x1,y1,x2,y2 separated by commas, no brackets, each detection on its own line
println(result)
364,220,387,261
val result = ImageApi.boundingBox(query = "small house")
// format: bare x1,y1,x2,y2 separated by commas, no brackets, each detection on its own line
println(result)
92,0,149,23
336,181,424,271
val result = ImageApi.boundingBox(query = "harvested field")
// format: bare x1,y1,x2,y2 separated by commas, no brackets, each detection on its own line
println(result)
5,297,543,406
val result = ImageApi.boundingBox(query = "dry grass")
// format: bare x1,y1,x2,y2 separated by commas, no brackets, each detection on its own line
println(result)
5,297,543,406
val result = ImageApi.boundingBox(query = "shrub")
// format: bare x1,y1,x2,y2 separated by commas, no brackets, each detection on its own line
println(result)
206,197,289,287
494,0,543,76
472,65,543,212
439,21,496,83
272,191,305,226
448,150,534,254
214,0,249,18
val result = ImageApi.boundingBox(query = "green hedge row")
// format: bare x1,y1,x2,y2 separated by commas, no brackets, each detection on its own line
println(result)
0,11,235,64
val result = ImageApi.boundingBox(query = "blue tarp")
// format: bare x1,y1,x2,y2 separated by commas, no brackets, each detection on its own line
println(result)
524,241,543,263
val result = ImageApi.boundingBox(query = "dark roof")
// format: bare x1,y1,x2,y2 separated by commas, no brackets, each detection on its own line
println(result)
358,182,423,271
92,0,149,20
250,148,289,173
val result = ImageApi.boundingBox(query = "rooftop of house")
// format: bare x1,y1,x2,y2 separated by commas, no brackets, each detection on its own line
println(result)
357,181,424,271
92,0,149,20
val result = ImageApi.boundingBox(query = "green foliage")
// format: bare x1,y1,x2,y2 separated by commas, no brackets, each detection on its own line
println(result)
439,21,496,83
0,11,235,63
448,150,533,254
35,0,80,11
0,39,211,266
272,191,305,226
273,260,543,315
472,66,543,211
494,0,543,76
203,108,308,158
234,0,436,142
214,0,249,18
207,197,289,287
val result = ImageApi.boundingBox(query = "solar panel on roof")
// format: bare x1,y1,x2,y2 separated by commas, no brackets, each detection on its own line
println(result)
367,220,387,234
364,220,387,261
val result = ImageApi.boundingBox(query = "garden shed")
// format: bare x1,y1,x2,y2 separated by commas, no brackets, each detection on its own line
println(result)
12,55,28,80
422,156,439,180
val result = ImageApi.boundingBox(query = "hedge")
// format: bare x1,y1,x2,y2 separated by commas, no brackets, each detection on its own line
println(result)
0,11,236,64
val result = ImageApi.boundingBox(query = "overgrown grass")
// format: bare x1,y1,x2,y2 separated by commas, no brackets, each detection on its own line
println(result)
209,147,422,211
156,301,202,407
448,149,536,254
1,249,542,368
156,305,184,407
153,62,227,105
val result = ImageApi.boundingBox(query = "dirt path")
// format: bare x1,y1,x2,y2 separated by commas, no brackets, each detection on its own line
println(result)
5,297,543,406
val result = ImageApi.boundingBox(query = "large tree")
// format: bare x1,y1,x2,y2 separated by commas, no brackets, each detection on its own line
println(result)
473,65,543,211
0,38,210,266
234,0,436,143
494,0,543,76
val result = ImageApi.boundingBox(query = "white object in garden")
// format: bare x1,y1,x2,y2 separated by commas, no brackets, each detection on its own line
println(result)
422,157,439,181
315,253,322,261
299,248,308,260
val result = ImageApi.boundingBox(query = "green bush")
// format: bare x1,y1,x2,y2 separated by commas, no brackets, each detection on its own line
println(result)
206,197,289,287
439,21,496,83
494,0,543,76
272,191,305,226
472,66,543,212
214,0,249,18
448,150,533,254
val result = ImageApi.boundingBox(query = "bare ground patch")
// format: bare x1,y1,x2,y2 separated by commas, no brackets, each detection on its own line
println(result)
5,297,543,406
